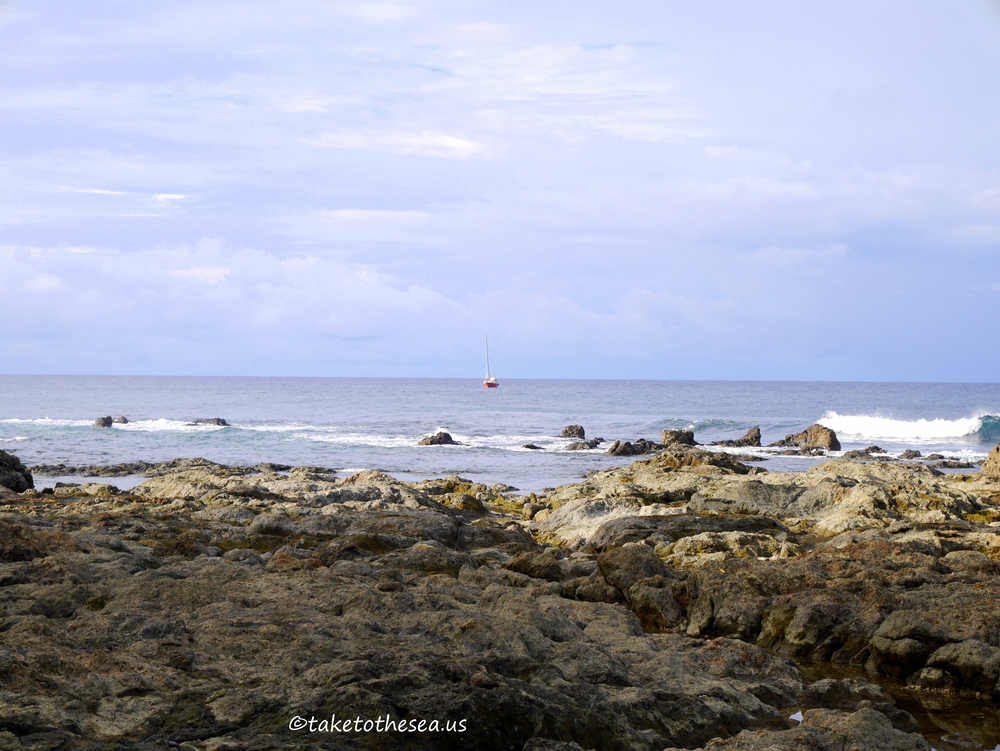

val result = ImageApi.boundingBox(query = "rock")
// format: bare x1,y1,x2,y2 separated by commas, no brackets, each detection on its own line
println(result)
566,439,602,451
901,450,922,460
0,449,33,492
417,431,459,446
0,475,804,751
606,439,660,456
188,417,229,426
769,424,841,452
112,416,129,424
663,531,802,569
561,425,586,439
843,445,889,460
983,443,1000,477
665,708,930,751
523,444,543,450
662,429,697,446
801,677,918,732
713,427,762,448
93,416,113,428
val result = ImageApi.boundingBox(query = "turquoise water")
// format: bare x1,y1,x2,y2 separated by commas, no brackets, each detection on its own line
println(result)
2,376,998,490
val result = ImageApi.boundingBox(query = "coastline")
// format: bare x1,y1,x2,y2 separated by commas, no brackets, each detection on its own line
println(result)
3,441,1000,749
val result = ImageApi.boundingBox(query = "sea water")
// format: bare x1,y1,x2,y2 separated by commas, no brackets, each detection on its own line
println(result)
2,376,999,491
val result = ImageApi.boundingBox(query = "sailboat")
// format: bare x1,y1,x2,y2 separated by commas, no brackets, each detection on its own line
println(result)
483,335,499,388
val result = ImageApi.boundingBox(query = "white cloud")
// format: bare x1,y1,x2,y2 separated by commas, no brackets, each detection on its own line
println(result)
169,266,230,284
309,130,487,159
748,243,849,265
25,273,63,292
154,194,192,206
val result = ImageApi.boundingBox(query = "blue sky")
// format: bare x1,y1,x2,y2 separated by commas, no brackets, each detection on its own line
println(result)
2,0,999,380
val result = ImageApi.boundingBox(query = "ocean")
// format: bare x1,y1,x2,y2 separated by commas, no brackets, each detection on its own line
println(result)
2,375,999,491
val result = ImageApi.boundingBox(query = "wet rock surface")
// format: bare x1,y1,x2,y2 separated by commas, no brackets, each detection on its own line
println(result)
0,450,33,493
3,444,1000,749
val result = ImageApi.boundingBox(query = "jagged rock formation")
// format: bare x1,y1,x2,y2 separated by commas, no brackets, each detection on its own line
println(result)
561,425,586,439
4,444,1000,749
0,449,33,492
713,427,761,448
983,443,1000,477
661,429,697,446
769,424,841,452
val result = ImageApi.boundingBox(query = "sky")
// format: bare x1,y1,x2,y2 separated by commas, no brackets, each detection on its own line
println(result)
1,0,999,381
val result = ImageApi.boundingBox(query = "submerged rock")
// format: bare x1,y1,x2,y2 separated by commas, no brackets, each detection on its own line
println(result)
417,431,459,446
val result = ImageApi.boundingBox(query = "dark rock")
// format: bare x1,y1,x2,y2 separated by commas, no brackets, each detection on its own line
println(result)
506,551,568,582
935,460,975,469
713,427,762,448
0,449,33,492
802,677,918,733
665,708,931,751
567,439,603,451
589,514,789,552
900,450,922,460
93,416,113,428
926,454,945,460
661,429,697,446
561,425,586,439
843,445,893,460
188,417,229,426
768,424,841,452
606,439,660,456
523,444,543,450
112,416,129,424
417,431,459,446
596,544,672,592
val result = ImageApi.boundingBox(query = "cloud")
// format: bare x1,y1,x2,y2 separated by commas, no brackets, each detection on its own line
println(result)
154,194,192,206
308,130,487,159
747,243,849,266
169,266,230,284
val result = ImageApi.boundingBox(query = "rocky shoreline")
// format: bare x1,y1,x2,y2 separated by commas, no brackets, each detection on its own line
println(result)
2,443,1000,750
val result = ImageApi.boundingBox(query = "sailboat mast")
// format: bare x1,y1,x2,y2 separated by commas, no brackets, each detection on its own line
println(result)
485,334,491,377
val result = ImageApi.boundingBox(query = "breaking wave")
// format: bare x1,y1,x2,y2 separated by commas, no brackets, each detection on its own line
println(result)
818,411,1000,443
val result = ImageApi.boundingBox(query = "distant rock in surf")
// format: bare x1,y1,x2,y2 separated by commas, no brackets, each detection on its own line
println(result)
418,431,459,446
712,427,761,448
113,416,129,424
561,425,586,439
900,450,922,460
842,445,891,461
661,429,697,446
93,416,113,428
768,424,840,452
522,444,543,450
187,418,229,426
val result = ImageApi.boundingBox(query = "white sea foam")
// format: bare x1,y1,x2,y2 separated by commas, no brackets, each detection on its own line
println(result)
0,417,91,427
115,418,227,432
818,411,985,442
0,436,30,442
